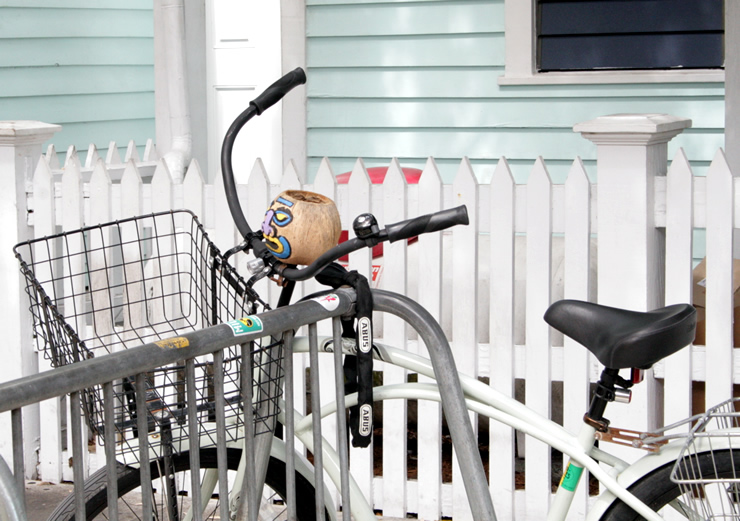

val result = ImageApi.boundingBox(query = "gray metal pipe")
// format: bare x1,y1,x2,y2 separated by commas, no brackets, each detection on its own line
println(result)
0,289,355,414
0,455,24,521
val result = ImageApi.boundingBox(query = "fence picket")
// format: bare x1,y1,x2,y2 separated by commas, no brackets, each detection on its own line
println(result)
60,155,90,480
87,159,113,360
562,158,592,520
106,141,121,165
309,157,341,506
45,144,60,169
524,158,553,519
150,161,176,330
183,159,205,219
488,157,516,520
451,157,478,521
416,157,444,521
85,144,100,169
64,145,79,170
32,157,64,483
118,161,147,345
211,160,237,261
86,158,113,467
663,149,695,427
381,158,409,518
704,150,735,408
125,140,140,163
143,139,158,161
151,159,174,213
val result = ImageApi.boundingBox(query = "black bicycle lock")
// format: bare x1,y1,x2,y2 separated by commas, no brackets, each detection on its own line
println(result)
316,262,374,448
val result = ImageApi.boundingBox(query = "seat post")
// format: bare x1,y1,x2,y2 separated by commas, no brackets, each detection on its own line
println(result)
585,368,632,431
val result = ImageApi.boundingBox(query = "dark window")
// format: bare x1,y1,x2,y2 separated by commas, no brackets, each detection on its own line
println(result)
537,0,724,72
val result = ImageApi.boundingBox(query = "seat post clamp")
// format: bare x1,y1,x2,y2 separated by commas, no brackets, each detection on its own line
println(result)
583,414,610,433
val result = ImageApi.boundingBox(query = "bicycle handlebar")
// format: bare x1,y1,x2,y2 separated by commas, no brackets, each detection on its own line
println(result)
220,67,307,253
385,205,469,243
277,205,469,282
219,68,470,283
250,67,307,115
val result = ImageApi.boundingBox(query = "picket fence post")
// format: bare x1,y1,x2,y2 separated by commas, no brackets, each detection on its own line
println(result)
0,121,61,477
574,114,691,448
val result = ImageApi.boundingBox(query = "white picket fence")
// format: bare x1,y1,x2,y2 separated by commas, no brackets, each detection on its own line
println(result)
3,115,740,520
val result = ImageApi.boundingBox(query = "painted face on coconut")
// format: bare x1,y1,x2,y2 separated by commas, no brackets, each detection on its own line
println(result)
261,190,341,266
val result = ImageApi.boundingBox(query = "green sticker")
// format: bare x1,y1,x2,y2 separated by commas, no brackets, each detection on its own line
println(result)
226,316,263,336
560,462,584,492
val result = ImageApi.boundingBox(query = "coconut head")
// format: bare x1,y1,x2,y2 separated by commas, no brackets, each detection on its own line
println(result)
261,190,341,266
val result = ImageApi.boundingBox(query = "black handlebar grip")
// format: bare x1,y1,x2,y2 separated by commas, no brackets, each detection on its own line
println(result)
385,205,469,243
249,67,307,115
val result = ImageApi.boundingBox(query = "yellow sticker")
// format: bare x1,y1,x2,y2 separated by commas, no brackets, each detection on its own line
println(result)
155,337,189,349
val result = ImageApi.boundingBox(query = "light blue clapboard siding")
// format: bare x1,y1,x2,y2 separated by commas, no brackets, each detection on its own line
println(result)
309,35,504,67
0,93,154,125
0,66,153,97
0,3,154,162
305,0,724,183
0,39,154,67
307,98,724,129
0,7,153,38
3,1,151,9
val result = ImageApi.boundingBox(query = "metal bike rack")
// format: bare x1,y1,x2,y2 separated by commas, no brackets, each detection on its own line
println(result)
0,287,494,520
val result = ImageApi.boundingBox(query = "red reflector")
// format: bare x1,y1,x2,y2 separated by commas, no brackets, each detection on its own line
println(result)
632,368,645,384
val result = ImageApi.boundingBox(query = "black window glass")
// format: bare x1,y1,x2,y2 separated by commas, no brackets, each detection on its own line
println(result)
537,0,724,72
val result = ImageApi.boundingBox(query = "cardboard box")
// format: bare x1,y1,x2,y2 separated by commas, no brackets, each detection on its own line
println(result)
692,258,740,347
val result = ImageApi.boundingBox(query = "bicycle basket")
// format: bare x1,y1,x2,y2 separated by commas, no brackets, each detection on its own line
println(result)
14,210,282,460
670,397,740,520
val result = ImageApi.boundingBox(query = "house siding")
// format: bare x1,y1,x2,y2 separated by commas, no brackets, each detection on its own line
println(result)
0,2,154,162
305,0,724,183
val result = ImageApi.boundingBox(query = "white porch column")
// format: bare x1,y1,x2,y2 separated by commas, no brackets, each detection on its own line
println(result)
574,114,690,441
0,121,61,474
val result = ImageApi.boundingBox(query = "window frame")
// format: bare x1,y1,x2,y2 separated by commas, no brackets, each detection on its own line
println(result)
499,0,725,85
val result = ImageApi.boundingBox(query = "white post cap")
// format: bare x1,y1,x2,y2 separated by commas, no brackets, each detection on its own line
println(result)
574,114,692,146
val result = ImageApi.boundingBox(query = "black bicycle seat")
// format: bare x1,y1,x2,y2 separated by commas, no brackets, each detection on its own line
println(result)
544,300,696,370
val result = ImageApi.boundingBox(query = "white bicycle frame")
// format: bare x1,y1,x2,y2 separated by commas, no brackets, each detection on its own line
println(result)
113,334,718,521
284,335,716,521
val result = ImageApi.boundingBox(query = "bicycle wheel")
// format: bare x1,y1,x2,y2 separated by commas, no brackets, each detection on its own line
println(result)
600,449,740,520
46,448,323,521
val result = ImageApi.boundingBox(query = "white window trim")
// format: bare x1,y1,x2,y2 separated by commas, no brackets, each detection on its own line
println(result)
499,0,725,86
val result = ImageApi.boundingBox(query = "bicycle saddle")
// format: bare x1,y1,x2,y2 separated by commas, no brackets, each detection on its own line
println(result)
544,300,696,370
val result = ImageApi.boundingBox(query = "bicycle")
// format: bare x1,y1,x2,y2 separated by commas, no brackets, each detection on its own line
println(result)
10,68,739,521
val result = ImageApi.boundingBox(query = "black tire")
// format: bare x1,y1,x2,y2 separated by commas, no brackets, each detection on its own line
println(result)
46,448,322,521
600,449,740,520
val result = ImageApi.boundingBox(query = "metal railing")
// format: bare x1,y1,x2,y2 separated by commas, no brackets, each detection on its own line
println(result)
0,287,493,520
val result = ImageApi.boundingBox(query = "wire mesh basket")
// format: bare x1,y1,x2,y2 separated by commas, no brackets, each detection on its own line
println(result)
14,210,282,460
670,397,740,520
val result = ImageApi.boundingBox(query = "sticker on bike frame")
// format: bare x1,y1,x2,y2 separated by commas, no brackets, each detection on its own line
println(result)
313,293,340,311
155,337,189,349
559,462,584,492
227,316,264,336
